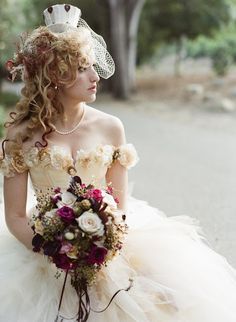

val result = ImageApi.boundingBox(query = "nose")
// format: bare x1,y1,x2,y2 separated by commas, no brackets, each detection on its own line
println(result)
90,66,100,83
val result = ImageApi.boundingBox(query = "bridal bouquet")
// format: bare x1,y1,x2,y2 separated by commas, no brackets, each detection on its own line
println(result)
31,176,128,322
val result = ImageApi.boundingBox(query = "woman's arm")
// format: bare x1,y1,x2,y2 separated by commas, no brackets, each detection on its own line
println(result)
4,171,34,250
105,117,128,211
106,160,128,212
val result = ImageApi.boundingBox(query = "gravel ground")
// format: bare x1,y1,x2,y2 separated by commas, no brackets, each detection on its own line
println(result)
94,95,236,267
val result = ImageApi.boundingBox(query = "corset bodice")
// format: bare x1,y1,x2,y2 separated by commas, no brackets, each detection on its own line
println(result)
0,143,138,193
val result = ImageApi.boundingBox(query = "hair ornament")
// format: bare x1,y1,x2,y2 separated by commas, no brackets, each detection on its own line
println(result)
43,4,115,79
43,4,81,33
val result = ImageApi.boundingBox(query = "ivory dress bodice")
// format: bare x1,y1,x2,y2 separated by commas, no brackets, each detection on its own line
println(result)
0,143,138,192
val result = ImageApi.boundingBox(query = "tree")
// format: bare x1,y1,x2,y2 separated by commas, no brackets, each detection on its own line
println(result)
138,0,231,75
107,0,145,98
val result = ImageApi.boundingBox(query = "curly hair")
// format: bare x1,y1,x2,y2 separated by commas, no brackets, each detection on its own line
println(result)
3,26,94,153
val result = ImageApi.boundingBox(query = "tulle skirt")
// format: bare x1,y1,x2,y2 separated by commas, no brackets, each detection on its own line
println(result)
0,196,236,322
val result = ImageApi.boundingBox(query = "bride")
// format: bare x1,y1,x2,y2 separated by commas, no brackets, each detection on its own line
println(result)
1,4,236,322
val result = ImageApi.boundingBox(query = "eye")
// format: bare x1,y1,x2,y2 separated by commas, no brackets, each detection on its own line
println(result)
78,66,87,72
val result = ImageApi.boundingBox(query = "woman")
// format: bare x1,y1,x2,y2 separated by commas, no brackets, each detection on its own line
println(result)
1,4,236,322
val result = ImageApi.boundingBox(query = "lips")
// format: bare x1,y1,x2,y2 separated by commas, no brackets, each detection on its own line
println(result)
88,85,97,91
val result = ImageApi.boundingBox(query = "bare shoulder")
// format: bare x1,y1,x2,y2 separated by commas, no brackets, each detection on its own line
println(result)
86,106,126,146
4,121,41,151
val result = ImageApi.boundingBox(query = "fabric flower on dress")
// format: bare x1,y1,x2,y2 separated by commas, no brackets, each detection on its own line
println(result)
38,148,51,167
24,147,39,168
76,149,93,168
114,144,139,169
95,145,114,166
0,157,13,177
11,151,28,173
50,146,73,170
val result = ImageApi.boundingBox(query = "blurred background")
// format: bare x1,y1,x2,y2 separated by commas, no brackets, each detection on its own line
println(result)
1,0,236,266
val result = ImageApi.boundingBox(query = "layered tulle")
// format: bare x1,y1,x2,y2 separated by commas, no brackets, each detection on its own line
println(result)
0,196,236,322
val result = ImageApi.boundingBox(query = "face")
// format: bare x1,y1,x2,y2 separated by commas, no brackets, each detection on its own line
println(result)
59,63,100,103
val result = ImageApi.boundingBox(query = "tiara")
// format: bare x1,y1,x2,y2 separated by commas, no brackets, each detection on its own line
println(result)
43,4,81,33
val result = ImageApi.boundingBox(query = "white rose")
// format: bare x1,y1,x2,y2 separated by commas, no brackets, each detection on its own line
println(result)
45,208,57,218
76,211,104,236
57,191,77,208
102,191,117,210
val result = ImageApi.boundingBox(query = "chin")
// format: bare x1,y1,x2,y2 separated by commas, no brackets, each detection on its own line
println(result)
86,95,97,103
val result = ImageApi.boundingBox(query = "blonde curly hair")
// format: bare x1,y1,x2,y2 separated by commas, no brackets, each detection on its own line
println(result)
3,26,94,153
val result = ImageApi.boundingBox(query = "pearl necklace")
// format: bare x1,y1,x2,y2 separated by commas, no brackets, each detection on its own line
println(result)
54,105,85,135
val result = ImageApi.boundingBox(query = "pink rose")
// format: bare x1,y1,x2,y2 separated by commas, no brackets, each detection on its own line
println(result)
86,189,103,202
59,242,73,254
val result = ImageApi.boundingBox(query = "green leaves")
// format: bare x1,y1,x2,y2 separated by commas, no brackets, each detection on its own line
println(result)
138,0,232,64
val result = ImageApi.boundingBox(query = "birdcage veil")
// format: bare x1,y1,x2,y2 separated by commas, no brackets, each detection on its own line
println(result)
43,4,115,79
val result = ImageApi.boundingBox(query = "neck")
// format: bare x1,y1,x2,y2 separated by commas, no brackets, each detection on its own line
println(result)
58,95,85,127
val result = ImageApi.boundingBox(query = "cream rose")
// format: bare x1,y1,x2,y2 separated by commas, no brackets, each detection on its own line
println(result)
34,218,44,235
57,191,77,208
45,208,57,218
76,211,104,236
102,191,117,210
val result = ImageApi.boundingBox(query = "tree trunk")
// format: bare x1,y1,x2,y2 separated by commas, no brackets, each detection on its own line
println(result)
108,0,145,99
127,0,145,91
108,0,129,99
174,39,183,77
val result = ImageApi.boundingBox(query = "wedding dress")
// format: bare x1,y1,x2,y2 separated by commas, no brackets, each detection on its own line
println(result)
0,143,236,322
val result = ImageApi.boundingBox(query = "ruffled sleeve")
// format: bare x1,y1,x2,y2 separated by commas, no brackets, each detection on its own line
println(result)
0,151,29,178
112,143,139,169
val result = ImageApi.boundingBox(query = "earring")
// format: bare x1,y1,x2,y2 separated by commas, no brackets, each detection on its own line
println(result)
54,85,58,90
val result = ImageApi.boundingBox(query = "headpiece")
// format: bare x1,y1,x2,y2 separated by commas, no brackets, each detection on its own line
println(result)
6,4,115,81
43,4,115,79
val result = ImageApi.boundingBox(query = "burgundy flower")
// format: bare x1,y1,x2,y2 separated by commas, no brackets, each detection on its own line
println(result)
54,187,61,194
87,245,108,266
51,194,61,204
53,253,76,270
71,176,82,185
57,206,75,223
32,234,44,252
43,240,61,256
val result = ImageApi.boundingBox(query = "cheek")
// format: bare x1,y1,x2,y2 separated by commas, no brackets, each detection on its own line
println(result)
63,75,84,93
